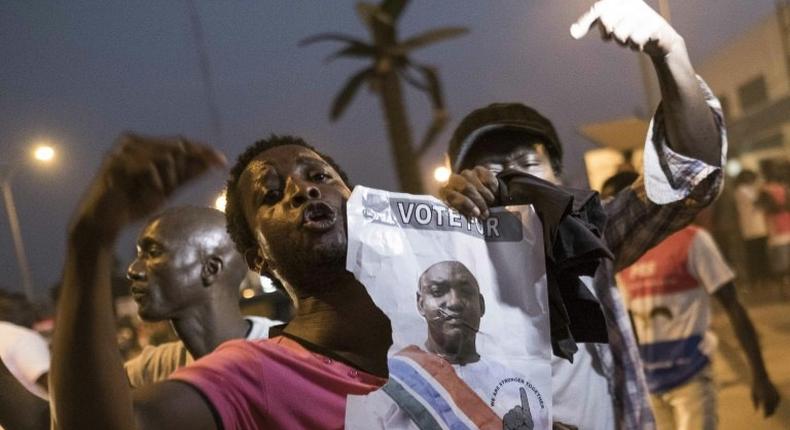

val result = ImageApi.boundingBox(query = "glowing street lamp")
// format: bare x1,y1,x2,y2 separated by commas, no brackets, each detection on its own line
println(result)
33,144,55,162
433,166,451,183
214,190,227,212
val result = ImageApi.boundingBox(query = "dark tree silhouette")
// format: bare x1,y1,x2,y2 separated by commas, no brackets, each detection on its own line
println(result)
301,0,467,193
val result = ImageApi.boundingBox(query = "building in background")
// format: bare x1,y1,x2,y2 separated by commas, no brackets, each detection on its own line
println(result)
698,1,790,173
695,1,790,284
581,2,790,191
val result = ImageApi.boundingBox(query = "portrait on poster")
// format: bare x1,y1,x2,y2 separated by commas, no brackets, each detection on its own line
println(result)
345,186,553,430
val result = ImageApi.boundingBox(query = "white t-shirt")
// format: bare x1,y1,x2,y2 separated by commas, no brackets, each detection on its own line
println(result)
0,321,50,400
734,184,767,239
124,315,280,388
618,226,735,393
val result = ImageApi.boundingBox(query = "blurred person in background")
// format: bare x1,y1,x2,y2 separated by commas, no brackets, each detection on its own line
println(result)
604,172,780,430
733,169,770,288
758,159,790,291
0,290,50,400
117,315,143,360
122,205,282,387
0,289,51,429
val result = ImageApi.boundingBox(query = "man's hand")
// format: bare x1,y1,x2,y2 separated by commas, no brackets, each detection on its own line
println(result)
438,166,498,219
752,375,781,417
503,387,534,430
570,0,683,58
71,133,226,242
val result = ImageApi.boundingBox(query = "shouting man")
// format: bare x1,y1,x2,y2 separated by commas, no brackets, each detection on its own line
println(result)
51,134,392,429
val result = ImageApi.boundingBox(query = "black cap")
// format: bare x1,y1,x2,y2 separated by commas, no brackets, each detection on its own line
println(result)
447,103,563,173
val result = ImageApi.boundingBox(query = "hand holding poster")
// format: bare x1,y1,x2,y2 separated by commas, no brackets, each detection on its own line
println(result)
344,186,552,430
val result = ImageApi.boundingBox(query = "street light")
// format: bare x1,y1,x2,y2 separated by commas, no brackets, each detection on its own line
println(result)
1,142,57,301
33,144,55,162
214,189,227,212
433,166,451,183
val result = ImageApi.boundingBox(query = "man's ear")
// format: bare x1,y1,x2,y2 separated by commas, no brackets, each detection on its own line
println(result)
479,293,486,316
244,247,264,272
416,291,426,317
201,256,224,287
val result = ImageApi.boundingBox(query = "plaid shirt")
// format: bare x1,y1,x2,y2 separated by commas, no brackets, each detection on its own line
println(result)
596,77,727,430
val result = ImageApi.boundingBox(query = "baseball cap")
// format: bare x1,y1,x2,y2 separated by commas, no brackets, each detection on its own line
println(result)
447,103,563,173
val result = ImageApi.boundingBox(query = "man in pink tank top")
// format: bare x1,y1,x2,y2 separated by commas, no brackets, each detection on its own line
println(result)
51,133,392,429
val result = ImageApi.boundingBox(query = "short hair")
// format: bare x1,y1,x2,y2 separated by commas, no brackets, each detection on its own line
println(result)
734,169,758,186
418,260,478,292
225,134,351,254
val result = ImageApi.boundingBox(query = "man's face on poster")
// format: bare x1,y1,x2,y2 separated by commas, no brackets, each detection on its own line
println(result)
417,261,485,357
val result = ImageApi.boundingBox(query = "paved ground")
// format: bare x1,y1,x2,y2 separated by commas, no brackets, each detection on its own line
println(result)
711,283,790,429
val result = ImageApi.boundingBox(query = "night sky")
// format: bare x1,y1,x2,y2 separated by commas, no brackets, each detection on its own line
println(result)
0,0,778,298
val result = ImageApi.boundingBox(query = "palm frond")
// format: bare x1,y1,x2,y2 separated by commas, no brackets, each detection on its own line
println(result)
402,62,443,108
408,63,448,155
396,26,468,53
299,33,367,47
330,67,376,121
397,66,428,91
324,43,378,63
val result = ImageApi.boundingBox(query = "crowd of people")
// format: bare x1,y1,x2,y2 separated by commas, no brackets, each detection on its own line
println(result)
1,0,787,429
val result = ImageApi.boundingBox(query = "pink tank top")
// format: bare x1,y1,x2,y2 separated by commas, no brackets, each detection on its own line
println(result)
171,336,385,429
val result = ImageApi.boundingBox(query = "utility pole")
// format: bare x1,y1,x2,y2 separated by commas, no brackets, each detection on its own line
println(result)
1,169,35,301
184,0,223,147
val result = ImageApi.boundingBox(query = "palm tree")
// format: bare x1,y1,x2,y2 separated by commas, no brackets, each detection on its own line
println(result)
301,0,467,194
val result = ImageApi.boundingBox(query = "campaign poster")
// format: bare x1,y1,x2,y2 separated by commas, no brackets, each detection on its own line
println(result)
345,186,552,430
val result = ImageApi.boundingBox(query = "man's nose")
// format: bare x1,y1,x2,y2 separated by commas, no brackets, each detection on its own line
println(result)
444,290,463,310
288,178,321,208
126,260,146,282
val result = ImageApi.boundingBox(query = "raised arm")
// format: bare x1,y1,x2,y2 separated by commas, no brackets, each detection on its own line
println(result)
571,0,726,269
50,133,225,429
571,0,720,165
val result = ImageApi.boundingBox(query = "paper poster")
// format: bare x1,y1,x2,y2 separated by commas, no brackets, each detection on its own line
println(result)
345,186,552,430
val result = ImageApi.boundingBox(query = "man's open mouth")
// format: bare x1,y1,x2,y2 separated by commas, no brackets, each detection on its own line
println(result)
302,201,337,232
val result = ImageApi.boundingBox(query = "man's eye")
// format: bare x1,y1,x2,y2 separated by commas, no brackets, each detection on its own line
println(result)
430,286,446,296
312,172,331,182
483,164,503,174
147,247,163,258
515,155,541,168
